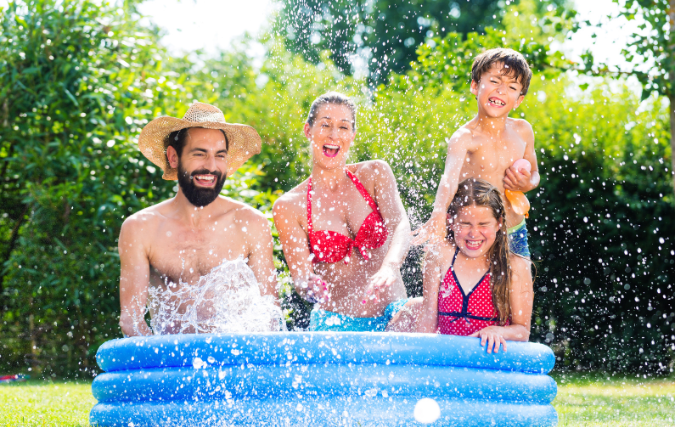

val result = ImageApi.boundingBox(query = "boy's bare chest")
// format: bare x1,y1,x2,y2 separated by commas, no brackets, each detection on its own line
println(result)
463,133,527,177
148,220,248,285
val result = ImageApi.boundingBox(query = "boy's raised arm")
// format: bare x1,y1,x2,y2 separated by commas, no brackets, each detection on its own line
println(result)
412,129,472,245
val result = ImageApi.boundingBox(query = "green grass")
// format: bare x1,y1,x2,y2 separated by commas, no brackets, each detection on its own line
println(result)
0,374,673,426
553,373,675,426
0,380,94,427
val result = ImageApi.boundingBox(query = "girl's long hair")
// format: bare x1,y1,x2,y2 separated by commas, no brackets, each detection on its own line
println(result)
447,178,511,325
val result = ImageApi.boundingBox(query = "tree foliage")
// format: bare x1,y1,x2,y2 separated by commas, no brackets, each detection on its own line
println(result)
0,0,671,377
0,0,277,377
274,0,571,83
581,0,675,195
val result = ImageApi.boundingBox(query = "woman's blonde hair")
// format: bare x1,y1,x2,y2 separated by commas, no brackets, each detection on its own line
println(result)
447,178,512,325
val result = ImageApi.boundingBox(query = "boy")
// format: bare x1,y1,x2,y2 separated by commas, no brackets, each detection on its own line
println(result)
413,48,539,258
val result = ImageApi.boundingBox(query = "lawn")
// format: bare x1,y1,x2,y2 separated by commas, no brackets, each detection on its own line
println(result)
0,374,673,426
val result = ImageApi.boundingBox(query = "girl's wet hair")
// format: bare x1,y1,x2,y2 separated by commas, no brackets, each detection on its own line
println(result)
306,92,357,131
447,178,512,326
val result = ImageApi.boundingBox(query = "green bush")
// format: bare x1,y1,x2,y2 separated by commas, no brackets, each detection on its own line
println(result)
1,0,672,378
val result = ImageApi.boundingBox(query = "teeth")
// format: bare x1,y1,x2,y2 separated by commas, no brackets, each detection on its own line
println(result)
490,98,505,106
195,175,215,181
324,145,339,149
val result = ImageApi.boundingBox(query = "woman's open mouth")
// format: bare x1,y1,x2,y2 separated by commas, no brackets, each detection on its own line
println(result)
323,144,340,158
193,174,217,187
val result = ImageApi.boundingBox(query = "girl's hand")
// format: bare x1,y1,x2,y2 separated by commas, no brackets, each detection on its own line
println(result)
301,274,331,304
470,326,508,354
362,264,397,304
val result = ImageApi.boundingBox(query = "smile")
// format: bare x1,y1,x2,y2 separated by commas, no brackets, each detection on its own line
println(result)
323,144,340,158
193,174,217,187
488,97,506,107
465,239,484,250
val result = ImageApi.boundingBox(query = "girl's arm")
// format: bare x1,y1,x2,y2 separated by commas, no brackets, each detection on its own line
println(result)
469,255,534,352
272,192,330,303
416,244,445,333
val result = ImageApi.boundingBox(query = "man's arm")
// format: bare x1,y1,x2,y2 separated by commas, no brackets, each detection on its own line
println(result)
243,210,279,303
412,129,472,244
118,216,153,337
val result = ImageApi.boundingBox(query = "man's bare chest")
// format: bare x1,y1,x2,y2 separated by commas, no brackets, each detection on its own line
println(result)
148,223,248,285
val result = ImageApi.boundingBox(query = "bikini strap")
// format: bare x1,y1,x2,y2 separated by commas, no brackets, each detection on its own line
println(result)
306,178,313,233
345,169,380,213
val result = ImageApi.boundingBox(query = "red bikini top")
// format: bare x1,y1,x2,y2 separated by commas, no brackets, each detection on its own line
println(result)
307,169,388,264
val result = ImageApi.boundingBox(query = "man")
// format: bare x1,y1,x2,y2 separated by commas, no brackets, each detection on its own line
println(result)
118,102,278,336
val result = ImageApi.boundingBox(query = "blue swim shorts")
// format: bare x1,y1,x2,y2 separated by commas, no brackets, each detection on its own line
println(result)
309,299,409,332
508,219,531,258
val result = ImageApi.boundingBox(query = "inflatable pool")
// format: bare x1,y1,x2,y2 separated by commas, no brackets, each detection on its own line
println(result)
90,333,557,426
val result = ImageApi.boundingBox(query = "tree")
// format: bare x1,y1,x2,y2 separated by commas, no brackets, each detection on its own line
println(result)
584,0,675,197
274,0,570,83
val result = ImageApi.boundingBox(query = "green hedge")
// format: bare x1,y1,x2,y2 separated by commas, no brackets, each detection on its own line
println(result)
1,0,672,377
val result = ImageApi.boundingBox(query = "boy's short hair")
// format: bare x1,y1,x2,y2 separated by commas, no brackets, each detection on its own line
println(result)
471,48,532,96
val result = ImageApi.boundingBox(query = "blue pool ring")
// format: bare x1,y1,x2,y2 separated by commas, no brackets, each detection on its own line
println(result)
90,332,557,426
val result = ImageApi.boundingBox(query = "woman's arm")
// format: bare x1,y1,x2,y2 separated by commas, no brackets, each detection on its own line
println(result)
272,192,330,303
469,255,534,352
416,244,444,333
363,160,411,298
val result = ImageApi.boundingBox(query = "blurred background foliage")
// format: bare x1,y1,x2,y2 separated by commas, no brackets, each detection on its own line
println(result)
0,0,673,378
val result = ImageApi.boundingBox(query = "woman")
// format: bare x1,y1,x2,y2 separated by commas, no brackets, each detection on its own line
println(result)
273,92,418,332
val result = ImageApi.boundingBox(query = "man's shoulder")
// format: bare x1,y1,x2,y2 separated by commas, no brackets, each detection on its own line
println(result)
120,201,171,233
225,197,270,229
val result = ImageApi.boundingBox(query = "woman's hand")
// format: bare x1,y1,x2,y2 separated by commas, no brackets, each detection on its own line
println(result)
362,264,398,304
299,274,331,304
470,326,507,354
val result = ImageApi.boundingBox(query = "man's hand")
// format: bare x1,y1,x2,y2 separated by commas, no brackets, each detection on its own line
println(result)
300,274,331,304
362,264,398,305
503,165,533,192
470,326,507,354
411,211,447,246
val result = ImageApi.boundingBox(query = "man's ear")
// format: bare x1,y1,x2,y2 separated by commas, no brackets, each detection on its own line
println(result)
167,145,179,169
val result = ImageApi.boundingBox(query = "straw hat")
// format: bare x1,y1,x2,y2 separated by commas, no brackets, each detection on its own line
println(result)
138,102,262,180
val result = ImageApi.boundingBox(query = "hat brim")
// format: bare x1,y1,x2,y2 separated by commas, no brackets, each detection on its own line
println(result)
137,116,262,180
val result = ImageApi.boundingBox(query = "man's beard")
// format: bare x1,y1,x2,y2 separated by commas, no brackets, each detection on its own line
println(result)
177,164,226,207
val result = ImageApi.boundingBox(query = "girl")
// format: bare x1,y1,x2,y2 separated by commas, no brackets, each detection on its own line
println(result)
416,178,533,352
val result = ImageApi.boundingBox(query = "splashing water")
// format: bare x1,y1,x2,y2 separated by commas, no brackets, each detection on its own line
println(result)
146,257,283,335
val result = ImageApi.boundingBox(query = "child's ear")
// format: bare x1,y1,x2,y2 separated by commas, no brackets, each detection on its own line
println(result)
470,79,479,97
514,94,525,109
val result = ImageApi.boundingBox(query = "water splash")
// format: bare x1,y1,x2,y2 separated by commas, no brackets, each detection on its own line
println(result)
146,257,283,335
